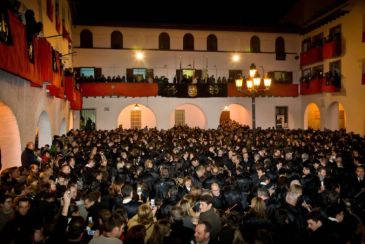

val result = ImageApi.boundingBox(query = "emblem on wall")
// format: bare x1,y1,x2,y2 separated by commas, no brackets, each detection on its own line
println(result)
188,85,198,97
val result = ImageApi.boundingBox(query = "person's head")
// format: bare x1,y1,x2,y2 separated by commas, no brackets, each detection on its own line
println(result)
17,197,31,216
26,142,35,150
125,224,146,244
194,220,212,243
0,194,13,212
257,187,270,200
356,166,365,178
307,210,325,232
184,176,192,189
318,167,327,178
148,219,171,243
327,204,345,223
137,203,154,225
67,216,85,241
103,213,125,238
122,184,134,199
199,194,213,213
210,182,220,197
67,183,78,200
83,192,98,209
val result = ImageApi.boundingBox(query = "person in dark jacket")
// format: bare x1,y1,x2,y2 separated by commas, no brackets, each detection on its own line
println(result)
21,142,38,168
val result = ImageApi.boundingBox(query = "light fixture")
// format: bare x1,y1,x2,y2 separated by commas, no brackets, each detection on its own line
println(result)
234,63,272,147
232,54,240,62
133,104,140,110
135,51,144,61
224,106,229,110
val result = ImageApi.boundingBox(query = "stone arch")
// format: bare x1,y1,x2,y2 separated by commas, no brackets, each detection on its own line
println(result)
304,103,321,130
37,111,52,148
327,102,346,130
117,104,157,129
170,103,207,129
220,104,250,126
0,101,21,170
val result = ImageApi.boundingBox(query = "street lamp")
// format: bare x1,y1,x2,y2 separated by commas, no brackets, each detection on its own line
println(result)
235,63,271,146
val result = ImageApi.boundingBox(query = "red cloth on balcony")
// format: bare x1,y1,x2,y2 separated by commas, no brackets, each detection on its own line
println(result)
79,83,159,97
308,47,323,64
47,0,53,21
323,39,341,59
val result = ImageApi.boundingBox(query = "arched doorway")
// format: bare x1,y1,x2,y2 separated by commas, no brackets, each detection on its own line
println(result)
327,102,346,130
0,101,21,170
220,104,250,126
304,103,321,130
37,111,52,148
117,104,157,129
60,118,66,135
170,104,207,129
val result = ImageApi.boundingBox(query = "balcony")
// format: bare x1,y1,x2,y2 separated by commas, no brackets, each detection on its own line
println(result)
300,46,323,66
300,77,340,95
78,82,299,98
323,38,341,59
0,10,82,109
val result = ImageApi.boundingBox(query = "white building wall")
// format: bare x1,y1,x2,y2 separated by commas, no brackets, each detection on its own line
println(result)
0,70,70,155
82,96,302,130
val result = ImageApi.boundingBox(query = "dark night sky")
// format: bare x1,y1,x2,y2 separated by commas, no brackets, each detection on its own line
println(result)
71,0,300,30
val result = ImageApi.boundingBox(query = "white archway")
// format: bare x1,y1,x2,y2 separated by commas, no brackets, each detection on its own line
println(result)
60,118,66,135
37,111,52,148
170,103,207,129
117,104,157,129
304,103,321,130
220,104,251,126
327,102,346,130
0,101,21,170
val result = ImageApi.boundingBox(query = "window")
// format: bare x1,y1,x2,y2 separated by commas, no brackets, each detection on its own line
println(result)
302,38,311,52
267,71,293,83
159,32,170,50
80,67,95,78
329,25,341,41
130,110,141,129
80,109,96,130
250,36,260,53
275,106,288,129
312,65,323,79
207,34,218,51
175,110,185,126
275,36,285,60
183,33,194,51
228,70,243,83
111,31,123,49
312,33,323,47
328,60,341,87
80,29,93,48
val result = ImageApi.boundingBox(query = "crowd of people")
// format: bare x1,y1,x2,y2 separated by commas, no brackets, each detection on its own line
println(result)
0,121,365,244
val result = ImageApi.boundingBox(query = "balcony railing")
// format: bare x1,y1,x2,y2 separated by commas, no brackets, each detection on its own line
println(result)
300,77,340,95
79,82,298,97
300,46,323,66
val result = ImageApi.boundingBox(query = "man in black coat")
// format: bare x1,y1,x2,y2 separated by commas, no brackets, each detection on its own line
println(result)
21,142,38,168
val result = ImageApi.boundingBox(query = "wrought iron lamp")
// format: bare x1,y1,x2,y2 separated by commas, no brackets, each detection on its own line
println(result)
235,63,272,146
